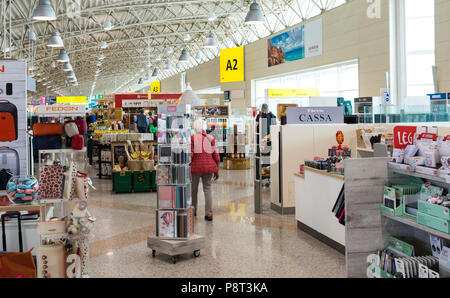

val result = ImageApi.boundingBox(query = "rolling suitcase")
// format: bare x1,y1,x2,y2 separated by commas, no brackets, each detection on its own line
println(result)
0,100,18,142
74,119,88,134
32,135,62,150
33,123,63,136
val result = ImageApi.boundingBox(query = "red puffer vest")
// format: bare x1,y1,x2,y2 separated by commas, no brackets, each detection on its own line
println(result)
190,132,220,175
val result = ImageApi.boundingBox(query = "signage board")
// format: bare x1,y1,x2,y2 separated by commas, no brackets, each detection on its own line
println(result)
35,104,86,115
393,126,417,149
220,47,244,83
286,106,344,125
56,96,88,104
151,81,161,93
381,88,391,104
268,88,319,98
122,100,152,108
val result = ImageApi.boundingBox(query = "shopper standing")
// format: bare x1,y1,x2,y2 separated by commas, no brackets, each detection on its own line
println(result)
135,110,149,133
191,119,220,221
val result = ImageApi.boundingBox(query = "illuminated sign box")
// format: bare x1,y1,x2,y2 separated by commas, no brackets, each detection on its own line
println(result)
268,89,319,98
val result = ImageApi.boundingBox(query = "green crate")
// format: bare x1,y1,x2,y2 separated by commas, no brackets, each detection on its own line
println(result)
113,171,133,193
418,200,450,221
417,211,450,234
134,171,151,192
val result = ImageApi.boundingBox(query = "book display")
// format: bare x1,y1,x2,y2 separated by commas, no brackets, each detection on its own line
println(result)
148,104,204,264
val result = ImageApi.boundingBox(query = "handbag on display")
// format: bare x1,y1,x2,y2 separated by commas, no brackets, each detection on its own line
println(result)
39,161,66,199
74,119,88,134
64,122,79,138
37,219,67,236
63,160,77,200
71,135,85,150
36,243,66,278
74,172,89,200
33,123,64,136
0,249,37,278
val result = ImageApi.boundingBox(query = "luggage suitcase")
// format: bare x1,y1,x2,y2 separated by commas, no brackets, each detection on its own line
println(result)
0,100,18,142
33,123,63,136
0,147,19,176
71,134,85,150
64,122,79,137
74,119,88,133
32,135,62,150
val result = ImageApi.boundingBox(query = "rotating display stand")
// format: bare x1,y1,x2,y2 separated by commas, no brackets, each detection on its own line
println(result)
147,104,204,264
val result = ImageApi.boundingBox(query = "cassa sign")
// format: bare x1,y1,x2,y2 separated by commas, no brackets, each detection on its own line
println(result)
393,126,417,149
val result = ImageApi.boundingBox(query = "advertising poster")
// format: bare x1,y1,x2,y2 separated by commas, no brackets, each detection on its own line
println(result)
268,18,322,67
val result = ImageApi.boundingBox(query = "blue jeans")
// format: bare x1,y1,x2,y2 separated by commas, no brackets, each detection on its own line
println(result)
138,127,147,133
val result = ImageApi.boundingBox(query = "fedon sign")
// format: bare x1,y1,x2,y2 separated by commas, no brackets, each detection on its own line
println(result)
45,106,82,112
393,126,417,149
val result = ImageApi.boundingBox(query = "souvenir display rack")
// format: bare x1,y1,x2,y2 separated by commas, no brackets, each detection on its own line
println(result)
36,153,95,278
148,104,204,264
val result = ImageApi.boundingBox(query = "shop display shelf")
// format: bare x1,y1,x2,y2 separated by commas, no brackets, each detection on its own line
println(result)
388,164,450,184
382,213,450,241
39,198,86,204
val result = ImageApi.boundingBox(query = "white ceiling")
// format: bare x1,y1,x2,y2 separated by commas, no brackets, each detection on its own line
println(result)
0,0,346,99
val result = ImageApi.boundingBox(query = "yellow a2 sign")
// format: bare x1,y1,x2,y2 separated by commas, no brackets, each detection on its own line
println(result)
220,47,244,83
151,81,161,93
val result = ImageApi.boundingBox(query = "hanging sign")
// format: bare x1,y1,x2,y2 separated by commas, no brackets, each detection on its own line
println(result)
56,96,88,104
286,107,344,124
151,81,161,93
220,47,244,83
268,88,319,98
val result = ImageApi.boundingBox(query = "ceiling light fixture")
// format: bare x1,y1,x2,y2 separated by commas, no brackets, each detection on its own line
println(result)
203,32,218,48
164,60,171,70
50,61,56,69
47,30,64,48
207,12,217,21
32,0,57,21
99,42,108,49
152,68,160,78
179,49,190,62
183,34,191,41
244,0,265,25
66,71,76,78
29,27,37,41
103,21,114,31
62,62,73,72
56,49,69,62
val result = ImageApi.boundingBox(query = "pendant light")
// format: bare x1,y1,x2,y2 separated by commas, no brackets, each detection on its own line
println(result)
47,30,64,48
179,49,190,62
203,32,218,48
152,68,160,78
244,1,265,25
99,42,108,49
62,62,73,72
29,27,37,42
183,34,191,41
66,71,76,78
103,21,114,31
164,59,171,70
180,83,203,106
32,0,57,21
207,12,217,21
56,49,69,62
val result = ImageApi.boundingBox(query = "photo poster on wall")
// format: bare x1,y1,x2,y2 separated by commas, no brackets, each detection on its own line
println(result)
0,60,28,177
268,18,322,67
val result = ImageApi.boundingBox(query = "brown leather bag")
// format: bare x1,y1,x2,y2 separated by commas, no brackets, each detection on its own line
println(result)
0,249,37,278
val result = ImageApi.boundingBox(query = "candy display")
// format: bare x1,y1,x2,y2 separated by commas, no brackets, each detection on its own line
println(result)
6,176,39,205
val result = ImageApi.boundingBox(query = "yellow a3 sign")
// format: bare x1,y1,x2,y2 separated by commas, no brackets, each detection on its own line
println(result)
220,47,244,83
151,81,161,93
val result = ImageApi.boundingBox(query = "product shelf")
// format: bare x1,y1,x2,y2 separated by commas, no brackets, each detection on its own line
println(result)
382,213,450,241
388,164,450,184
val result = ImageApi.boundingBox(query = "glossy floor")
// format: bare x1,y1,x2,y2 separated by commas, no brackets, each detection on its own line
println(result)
87,168,345,278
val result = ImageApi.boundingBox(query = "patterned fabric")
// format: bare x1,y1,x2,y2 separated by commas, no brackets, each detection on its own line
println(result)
190,132,220,175
39,163,65,199
157,165,169,184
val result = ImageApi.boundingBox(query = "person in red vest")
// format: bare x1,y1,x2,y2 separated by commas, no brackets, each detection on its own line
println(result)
191,119,220,221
